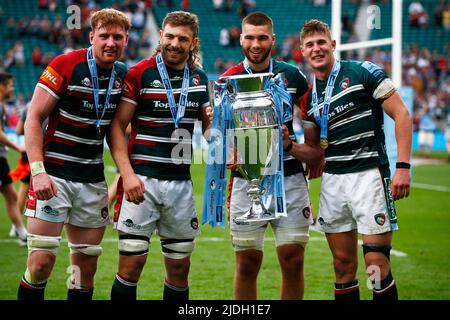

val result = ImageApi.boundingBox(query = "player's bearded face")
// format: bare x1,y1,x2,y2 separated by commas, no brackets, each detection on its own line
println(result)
1,79,14,100
90,24,128,69
240,24,275,65
160,24,197,70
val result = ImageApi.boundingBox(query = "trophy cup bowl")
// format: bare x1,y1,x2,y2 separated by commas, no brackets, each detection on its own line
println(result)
219,73,279,222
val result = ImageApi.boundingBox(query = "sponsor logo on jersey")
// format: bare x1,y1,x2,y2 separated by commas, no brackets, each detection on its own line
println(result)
361,61,384,78
302,207,311,219
374,213,386,226
101,207,109,219
81,77,91,87
151,80,163,88
122,219,143,230
153,100,199,109
317,217,331,227
40,66,63,91
192,74,200,86
340,77,350,90
82,100,117,110
41,205,59,216
114,78,122,89
232,217,250,226
190,217,199,230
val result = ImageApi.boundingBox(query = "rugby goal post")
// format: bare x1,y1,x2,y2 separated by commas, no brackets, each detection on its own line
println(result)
331,0,402,88
331,0,412,175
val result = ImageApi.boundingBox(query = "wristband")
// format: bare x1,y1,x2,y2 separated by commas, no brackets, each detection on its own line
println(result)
396,162,411,169
30,161,46,176
284,139,293,152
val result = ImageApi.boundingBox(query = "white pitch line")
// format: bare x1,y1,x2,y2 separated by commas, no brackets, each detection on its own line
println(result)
411,182,450,192
0,235,407,257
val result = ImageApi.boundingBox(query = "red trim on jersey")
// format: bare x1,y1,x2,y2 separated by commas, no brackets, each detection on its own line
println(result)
58,115,91,128
130,159,150,166
113,177,124,224
334,285,360,295
142,93,178,100
26,179,36,211
299,85,314,122
20,279,42,290
43,111,59,152
134,139,158,147
50,136,77,146
220,62,246,78
67,90,93,100
122,57,155,102
44,157,65,165
136,119,166,127
38,48,85,97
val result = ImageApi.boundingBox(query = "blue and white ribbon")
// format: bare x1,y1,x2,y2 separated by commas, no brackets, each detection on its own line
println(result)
202,81,233,228
202,76,291,227
312,60,341,142
156,53,190,129
86,46,115,134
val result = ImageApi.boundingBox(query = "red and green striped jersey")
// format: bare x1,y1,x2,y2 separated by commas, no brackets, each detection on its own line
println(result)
121,56,209,180
221,59,309,177
300,60,393,174
37,48,127,183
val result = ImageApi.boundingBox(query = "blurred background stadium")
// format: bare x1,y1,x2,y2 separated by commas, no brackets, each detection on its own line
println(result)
0,0,449,300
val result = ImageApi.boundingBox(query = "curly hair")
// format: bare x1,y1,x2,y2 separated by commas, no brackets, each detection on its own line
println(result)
153,11,200,70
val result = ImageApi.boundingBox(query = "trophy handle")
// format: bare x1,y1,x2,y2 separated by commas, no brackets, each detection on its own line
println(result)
208,80,216,108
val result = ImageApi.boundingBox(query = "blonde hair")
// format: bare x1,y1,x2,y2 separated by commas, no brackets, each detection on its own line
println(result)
153,11,200,70
90,8,131,32
300,19,332,45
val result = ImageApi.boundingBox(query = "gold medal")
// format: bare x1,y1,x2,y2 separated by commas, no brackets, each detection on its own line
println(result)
96,127,102,139
320,138,329,149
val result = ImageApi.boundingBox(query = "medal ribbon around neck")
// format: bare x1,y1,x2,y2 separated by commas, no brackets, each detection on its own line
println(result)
86,46,116,137
243,58,273,74
312,60,341,148
156,53,190,129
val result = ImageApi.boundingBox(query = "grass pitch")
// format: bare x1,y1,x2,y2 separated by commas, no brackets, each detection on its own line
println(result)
0,150,449,300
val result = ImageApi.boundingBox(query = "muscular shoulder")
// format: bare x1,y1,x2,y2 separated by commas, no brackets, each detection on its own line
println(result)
114,60,128,77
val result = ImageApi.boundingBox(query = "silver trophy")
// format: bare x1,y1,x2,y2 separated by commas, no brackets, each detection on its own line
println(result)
219,73,280,222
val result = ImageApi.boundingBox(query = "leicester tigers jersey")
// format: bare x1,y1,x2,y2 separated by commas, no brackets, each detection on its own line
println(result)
37,48,127,183
121,56,209,180
300,60,394,174
221,59,309,177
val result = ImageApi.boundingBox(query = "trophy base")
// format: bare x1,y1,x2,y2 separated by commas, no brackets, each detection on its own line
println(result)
235,209,278,223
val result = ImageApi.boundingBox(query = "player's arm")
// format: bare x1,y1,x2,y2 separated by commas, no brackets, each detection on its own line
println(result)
381,91,412,200
24,86,59,200
200,103,212,140
109,100,144,204
282,124,324,179
16,116,25,135
0,122,24,153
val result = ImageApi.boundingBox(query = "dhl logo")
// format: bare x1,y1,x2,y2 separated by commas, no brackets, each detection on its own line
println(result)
40,66,63,91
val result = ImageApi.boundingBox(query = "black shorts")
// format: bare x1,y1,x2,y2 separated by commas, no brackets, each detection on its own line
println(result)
0,157,13,188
